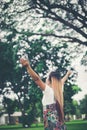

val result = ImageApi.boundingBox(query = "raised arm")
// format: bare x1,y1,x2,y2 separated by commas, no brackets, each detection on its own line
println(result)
20,58,45,91
62,70,72,84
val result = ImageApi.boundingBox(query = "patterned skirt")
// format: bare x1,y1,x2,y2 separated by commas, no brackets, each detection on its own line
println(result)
43,103,67,130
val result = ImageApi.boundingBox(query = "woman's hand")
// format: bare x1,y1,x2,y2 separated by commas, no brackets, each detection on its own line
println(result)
62,70,72,83
20,58,29,68
67,70,72,76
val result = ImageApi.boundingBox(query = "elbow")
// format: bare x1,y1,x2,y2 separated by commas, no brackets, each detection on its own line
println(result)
33,76,40,82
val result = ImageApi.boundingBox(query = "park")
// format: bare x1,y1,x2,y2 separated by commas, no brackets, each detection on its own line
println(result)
0,0,87,130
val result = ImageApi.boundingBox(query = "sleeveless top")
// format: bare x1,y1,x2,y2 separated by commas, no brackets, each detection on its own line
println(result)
42,84,64,106
42,84,56,106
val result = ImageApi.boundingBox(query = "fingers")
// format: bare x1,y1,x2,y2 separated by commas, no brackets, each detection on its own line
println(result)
20,58,26,65
68,70,72,76
20,58,29,67
20,58,25,64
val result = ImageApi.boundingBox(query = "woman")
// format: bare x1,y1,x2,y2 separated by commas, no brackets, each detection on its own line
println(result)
20,58,71,130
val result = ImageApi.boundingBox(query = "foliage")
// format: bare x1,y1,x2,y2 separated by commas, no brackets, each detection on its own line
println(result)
28,0,87,46
0,42,14,86
0,36,80,127
1,0,86,45
0,0,87,66
2,97,18,124
3,97,17,114
80,94,87,119
81,51,87,68
72,100,81,117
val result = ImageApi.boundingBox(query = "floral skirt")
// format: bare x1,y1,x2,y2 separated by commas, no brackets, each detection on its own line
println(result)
43,103,67,130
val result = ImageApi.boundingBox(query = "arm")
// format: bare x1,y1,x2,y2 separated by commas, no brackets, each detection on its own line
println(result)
62,70,72,84
20,58,46,91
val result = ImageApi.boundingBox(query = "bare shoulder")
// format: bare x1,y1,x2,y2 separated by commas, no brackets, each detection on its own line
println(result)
35,78,46,91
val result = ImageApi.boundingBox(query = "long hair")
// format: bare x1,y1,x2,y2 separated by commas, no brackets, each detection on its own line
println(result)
48,71,64,122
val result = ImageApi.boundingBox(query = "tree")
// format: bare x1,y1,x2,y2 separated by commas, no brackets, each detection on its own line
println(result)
0,1,84,127
1,0,87,46
1,0,82,121
0,0,87,68
64,83,81,115
11,37,80,123
81,51,87,68
0,35,80,126
72,100,81,118
2,97,17,124
27,0,87,46
80,95,87,119
0,42,15,94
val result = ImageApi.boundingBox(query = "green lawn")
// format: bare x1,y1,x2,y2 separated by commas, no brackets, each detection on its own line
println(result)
0,120,87,130
66,120,87,130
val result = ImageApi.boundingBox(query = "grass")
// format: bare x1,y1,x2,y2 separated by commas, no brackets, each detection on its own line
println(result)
0,120,87,130
66,120,87,130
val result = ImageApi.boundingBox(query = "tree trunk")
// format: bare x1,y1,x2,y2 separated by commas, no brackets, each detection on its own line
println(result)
8,113,12,125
